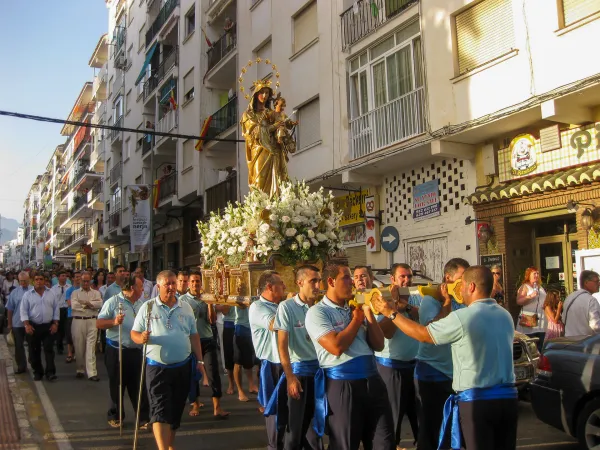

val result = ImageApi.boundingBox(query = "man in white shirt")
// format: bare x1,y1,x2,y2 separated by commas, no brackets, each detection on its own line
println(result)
50,271,70,355
563,270,600,337
133,267,154,301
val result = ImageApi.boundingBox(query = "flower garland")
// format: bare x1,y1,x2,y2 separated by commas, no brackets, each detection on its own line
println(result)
198,181,345,267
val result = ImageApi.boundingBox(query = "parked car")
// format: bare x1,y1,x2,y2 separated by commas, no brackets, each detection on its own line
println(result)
530,334,600,449
513,331,540,399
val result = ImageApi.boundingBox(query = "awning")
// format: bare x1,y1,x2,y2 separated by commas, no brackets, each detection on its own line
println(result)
135,42,158,86
466,163,600,205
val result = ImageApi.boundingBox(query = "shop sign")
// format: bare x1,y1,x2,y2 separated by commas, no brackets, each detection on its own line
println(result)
365,194,380,252
342,223,366,246
499,122,600,182
333,189,369,227
413,179,441,222
128,185,151,253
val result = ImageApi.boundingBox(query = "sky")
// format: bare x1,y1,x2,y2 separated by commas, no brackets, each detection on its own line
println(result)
0,1,108,224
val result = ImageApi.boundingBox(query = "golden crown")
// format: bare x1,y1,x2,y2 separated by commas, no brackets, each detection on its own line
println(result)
238,58,281,101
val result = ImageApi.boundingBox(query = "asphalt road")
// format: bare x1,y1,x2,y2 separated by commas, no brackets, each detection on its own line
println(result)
16,349,581,450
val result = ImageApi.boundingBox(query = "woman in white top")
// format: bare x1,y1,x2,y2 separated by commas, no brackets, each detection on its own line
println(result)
2,272,18,303
517,266,547,351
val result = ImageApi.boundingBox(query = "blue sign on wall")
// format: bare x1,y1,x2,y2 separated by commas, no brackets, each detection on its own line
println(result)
380,226,400,253
413,179,441,222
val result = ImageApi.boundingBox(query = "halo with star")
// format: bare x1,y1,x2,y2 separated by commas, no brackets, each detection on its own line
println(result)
238,58,281,101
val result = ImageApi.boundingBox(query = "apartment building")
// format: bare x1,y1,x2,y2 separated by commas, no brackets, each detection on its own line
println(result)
22,177,42,267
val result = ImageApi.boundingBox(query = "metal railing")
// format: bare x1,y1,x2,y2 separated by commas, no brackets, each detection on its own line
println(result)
111,116,123,142
146,0,179,47
68,196,88,218
142,135,153,154
109,208,121,231
206,96,237,142
341,0,418,50
349,87,425,159
110,162,122,184
111,26,126,58
157,109,176,135
205,175,237,215
62,221,92,249
207,25,237,72
144,47,178,100
69,161,92,191
88,180,103,203
158,171,177,202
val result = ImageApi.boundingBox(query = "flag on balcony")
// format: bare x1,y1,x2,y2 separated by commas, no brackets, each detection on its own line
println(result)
201,27,212,48
153,179,162,209
370,1,379,17
169,89,178,110
195,116,213,152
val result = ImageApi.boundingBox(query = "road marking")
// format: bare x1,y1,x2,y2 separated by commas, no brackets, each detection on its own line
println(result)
517,442,577,448
30,376,73,450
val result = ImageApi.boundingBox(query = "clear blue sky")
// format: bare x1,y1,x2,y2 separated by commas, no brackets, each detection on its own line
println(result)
0,1,107,224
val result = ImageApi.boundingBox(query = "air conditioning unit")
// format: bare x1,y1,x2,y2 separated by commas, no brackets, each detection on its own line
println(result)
115,55,127,69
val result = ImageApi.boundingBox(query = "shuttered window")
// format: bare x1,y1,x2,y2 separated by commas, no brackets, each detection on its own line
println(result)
455,0,515,75
293,1,318,54
183,139,194,169
298,97,320,150
562,0,600,26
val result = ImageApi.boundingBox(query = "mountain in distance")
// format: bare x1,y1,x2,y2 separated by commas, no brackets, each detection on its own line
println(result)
0,217,21,245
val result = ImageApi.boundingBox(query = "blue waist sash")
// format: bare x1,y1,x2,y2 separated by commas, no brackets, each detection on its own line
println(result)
414,360,452,382
234,324,251,337
314,355,378,437
438,383,518,450
188,354,204,402
263,360,320,419
258,360,280,409
223,321,235,329
376,357,416,370
106,338,122,349
147,355,191,368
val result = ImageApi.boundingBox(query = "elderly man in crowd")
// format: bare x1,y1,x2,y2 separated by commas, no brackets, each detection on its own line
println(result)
6,272,31,374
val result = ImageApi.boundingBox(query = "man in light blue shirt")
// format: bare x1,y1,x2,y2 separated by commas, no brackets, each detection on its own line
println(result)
6,272,31,374
249,270,287,450
375,265,517,450
103,265,127,303
20,274,60,381
274,265,322,450
97,275,149,429
305,263,394,450
50,270,70,355
131,270,204,450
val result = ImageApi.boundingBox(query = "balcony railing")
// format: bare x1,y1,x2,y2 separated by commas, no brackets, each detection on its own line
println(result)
158,171,177,203
110,162,122,185
109,208,121,231
206,175,237,215
146,0,179,47
144,47,178,100
142,135,153,154
111,26,126,58
88,180,103,203
349,87,425,159
207,25,237,72
69,162,92,191
341,0,418,50
111,116,123,142
156,109,176,136
61,221,92,250
68,196,88,217
206,96,237,142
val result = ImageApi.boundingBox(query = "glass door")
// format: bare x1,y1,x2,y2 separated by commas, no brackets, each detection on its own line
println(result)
535,236,578,296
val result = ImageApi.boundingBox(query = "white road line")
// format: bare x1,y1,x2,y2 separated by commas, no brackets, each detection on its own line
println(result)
517,442,578,448
30,376,73,450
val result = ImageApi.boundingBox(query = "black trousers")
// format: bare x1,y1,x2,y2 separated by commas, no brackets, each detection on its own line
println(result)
285,374,322,450
105,344,149,423
377,363,419,446
56,308,68,352
459,398,518,450
146,360,191,430
222,325,235,371
26,323,56,377
65,317,73,346
265,363,287,450
415,378,454,450
13,327,27,372
234,334,256,369
191,338,222,401
326,375,395,450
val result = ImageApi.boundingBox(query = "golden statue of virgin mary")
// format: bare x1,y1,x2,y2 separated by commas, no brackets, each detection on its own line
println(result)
240,79,293,197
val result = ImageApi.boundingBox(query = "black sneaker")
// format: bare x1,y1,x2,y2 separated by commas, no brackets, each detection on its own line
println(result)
33,374,43,381
76,372,85,379
46,374,57,382
89,376,100,382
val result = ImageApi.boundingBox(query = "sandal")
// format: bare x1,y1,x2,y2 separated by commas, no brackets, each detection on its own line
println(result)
65,356,74,363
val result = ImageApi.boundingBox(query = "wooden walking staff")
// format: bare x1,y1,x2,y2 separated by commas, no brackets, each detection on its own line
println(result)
118,301,123,437
133,301,153,450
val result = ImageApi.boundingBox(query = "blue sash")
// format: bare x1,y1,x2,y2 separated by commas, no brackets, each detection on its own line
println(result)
314,355,378,437
258,360,279,409
223,321,235,329
438,383,517,450
263,360,319,418
234,324,252,337
414,360,452,382
106,338,125,349
376,357,416,370
146,355,191,368
187,354,204,402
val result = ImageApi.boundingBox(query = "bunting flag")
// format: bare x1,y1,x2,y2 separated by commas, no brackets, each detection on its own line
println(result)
153,179,162,208
195,116,213,152
370,1,379,17
201,27,212,48
169,89,178,110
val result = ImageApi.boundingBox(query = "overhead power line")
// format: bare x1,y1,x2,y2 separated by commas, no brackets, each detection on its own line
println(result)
0,110,245,143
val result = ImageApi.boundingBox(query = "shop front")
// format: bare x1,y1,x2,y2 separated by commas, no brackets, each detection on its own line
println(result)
468,125,600,315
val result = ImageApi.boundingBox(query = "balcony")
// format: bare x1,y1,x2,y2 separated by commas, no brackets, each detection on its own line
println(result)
109,206,121,232
349,87,425,159
143,46,178,101
110,162,122,186
205,175,237,215
341,0,418,50
87,181,104,210
156,109,176,135
206,96,237,143
93,65,108,100
111,116,123,142
146,0,179,48
60,221,92,252
141,135,153,155
207,25,237,73
111,26,126,59
73,125,92,157
158,171,177,204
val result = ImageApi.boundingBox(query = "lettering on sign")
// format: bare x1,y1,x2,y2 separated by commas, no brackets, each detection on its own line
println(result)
333,190,368,227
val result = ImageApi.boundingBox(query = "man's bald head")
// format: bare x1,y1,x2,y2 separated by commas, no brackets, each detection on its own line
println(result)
461,265,494,305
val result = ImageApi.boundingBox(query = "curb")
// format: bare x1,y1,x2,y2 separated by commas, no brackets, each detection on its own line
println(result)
0,336,40,449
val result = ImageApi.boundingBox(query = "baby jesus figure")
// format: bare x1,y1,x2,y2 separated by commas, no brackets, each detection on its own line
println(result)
271,93,298,159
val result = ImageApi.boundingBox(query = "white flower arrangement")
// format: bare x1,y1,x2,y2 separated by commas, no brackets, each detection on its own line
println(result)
197,180,345,267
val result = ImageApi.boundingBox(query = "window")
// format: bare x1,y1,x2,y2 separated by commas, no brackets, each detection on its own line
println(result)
183,139,194,169
128,2,134,25
185,6,196,37
135,175,142,185
183,69,195,104
455,0,515,75
297,97,320,150
114,96,124,119
348,21,422,119
561,0,600,27
138,24,145,52
126,45,133,70
124,138,131,160
126,89,132,115
256,40,272,80
292,1,318,54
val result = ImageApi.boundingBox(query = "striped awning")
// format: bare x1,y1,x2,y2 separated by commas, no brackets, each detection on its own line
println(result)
467,163,600,205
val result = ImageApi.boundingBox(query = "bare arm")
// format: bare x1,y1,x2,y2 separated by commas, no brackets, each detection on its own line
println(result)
374,296,434,343
556,302,564,322
96,317,120,330
6,310,13,329
130,330,146,344
317,309,364,357
544,305,556,324
208,304,216,325
378,317,397,339
364,307,385,352
517,285,537,306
